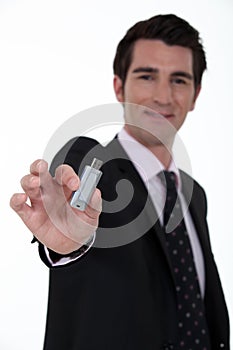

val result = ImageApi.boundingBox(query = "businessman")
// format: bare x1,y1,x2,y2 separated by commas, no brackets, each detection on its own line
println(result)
10,14,230,349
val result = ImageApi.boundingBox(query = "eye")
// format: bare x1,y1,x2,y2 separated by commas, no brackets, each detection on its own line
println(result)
171,77,187,85
138,74,154,81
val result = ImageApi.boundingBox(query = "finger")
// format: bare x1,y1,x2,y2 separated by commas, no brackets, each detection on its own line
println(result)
85,188,102,219
30,159,48,176
20,174,41,199
10,193,32,221
10,193,28,209
55,164,80,190
32,160,55,190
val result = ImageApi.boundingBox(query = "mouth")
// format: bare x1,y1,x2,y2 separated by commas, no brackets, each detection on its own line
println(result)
143,109,174,119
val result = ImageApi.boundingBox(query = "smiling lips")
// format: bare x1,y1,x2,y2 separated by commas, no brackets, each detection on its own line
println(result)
143,109,174,119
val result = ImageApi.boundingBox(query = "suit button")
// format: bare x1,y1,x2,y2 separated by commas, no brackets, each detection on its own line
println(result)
219,343,225,348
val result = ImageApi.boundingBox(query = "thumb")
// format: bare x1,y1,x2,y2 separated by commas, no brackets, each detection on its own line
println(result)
85,189,102,218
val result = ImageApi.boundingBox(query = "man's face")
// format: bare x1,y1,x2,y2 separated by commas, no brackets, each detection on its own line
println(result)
114,39,200,148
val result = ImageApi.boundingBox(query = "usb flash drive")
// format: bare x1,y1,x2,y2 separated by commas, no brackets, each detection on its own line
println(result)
70,158,103,211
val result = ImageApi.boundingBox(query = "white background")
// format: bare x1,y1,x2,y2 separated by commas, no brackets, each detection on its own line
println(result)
0,0,232,349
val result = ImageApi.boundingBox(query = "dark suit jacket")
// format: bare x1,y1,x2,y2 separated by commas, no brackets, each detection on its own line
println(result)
39,136,230,350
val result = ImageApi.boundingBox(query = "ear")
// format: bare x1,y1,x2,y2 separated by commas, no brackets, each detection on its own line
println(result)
190,84,201,111
113,75,124,102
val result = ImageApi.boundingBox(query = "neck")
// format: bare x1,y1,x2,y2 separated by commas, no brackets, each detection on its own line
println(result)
147,143,173,169
124,125,174,169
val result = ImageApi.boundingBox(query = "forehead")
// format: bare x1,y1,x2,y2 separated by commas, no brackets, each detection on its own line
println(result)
129,39,193,73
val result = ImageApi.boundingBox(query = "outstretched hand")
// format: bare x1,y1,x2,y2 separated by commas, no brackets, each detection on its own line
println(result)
10,159,102,254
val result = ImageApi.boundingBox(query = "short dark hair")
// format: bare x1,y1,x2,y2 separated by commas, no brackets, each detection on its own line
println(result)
113,14,207,92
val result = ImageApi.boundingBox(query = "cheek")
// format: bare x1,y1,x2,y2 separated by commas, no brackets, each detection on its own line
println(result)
128,88,150,104
187,96,196,111
175,92,195,112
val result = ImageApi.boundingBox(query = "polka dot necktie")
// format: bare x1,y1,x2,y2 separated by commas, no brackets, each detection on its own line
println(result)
159,171,211,350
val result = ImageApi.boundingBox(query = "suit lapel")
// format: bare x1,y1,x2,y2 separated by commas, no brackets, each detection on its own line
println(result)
180,171,211,256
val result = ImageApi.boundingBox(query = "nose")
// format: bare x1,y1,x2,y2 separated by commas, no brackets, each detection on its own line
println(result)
152,79,172,106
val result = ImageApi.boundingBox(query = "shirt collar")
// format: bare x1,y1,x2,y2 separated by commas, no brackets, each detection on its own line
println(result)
117,127,181,191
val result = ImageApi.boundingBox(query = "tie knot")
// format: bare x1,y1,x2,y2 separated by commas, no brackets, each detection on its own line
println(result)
159,171,177,191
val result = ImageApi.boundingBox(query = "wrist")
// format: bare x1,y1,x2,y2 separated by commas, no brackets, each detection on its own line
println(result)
48,234,95,263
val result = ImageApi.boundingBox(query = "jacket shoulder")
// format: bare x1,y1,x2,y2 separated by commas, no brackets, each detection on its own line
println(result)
49,136,102,176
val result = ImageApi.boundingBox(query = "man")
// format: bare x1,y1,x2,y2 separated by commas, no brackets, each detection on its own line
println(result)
10,14,229,349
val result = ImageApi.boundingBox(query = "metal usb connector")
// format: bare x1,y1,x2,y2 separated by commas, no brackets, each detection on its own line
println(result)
70,158,103,211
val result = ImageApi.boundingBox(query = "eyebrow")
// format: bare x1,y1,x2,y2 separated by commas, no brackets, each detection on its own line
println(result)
133,67,159,74
132,67,193,80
